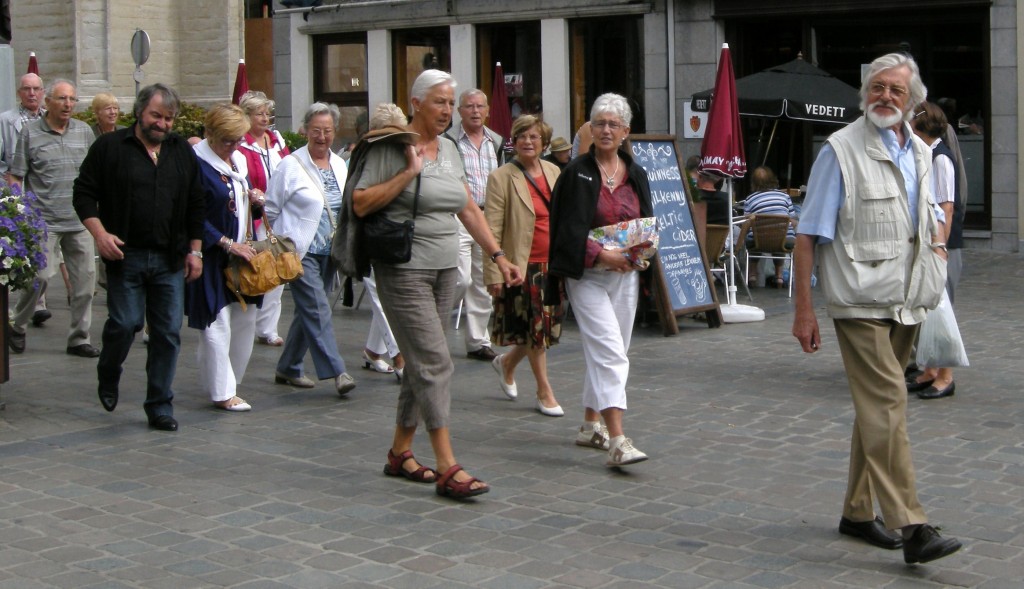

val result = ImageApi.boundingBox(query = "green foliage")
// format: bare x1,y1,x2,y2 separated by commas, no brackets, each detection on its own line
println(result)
73,100,208,138
280,130,308,151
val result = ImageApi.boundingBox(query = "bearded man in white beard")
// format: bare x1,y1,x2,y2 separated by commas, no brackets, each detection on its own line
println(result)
791,53,963,566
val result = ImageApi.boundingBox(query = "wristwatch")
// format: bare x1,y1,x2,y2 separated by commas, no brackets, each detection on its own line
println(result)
930,242,947,252
189,250,204,259
490,250,506,262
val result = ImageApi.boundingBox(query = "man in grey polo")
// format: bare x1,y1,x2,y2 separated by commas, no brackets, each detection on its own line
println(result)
7,79,99,357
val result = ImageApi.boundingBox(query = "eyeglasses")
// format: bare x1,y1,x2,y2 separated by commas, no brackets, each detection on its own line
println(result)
19,86,43,93
50,95,79,104
592,120,624,131
221,137,244,147
515,134,543,142
307,128,335,138
868,83,909,100
459,103,488,111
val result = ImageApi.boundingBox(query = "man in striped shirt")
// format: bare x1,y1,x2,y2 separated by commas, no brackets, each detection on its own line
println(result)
741,166,797,287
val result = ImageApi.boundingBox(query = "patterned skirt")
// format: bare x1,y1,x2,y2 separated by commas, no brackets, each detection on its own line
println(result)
490,262,565,349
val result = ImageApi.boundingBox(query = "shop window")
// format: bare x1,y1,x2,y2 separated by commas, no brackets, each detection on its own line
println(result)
392,27,451,115
476,23,542,122
313,33,368,146
569,16,645,135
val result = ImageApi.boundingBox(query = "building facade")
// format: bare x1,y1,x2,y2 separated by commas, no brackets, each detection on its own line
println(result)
275,0,1021,252
5,0,246,108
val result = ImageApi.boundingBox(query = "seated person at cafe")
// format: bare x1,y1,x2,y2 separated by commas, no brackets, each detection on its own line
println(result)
742,166,797,287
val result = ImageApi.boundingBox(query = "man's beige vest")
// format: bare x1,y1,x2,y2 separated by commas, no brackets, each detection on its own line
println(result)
817,117,946,324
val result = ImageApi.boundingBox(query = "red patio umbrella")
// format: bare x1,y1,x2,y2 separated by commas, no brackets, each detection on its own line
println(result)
489,62,512,144
699,44,746,179
27,51,38,75
699,44,760,321
231,59,249,105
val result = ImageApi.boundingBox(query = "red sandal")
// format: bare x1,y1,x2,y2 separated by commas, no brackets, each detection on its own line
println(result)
435,464,490,499
383,449,437,483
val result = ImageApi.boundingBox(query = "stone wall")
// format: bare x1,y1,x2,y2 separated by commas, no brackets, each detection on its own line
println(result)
8,0,242,109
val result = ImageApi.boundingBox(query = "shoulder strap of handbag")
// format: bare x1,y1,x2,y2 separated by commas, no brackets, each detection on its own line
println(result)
512,160,550,211
293,154,337,231
410,173,421,219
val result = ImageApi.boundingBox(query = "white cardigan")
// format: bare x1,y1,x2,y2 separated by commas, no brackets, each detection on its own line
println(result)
265,145,348,258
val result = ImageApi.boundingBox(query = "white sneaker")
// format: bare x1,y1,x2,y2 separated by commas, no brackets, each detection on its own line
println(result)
335,373,356,396
575,421,610,450
606,435,648,467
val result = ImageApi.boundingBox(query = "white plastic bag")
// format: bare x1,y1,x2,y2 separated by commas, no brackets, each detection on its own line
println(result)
916,290,969,368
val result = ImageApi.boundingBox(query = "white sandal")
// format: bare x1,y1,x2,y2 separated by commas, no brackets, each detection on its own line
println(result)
362,350,395,374
214,396,252,412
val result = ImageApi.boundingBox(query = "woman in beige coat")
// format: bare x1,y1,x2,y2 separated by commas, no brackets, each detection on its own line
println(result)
484,115,564,417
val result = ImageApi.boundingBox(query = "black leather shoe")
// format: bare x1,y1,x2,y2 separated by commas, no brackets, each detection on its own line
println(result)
67,343,101,358
918,381,955,400
31,309,52,326
7,328,25,354
903,524,962,564
149,415,178,432
98,382,118,412
839,516,903,549
466,347,497,361
906,378,935,393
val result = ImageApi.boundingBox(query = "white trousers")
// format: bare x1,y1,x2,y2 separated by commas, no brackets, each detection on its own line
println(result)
197,302,257,402
253,223,284,339
454,220,493,351
363,271,400,358
565,269,639,412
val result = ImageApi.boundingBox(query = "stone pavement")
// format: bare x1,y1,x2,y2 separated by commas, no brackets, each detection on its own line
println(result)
1,249,1023,589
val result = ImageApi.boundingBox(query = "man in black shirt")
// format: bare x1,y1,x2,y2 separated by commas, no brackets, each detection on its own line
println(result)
73,84,205,432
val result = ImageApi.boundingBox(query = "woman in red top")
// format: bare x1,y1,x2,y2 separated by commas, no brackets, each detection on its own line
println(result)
238,91,291,347
483,115,564,417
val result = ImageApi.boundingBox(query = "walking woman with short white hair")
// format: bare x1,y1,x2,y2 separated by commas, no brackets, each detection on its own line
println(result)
549,92,654,468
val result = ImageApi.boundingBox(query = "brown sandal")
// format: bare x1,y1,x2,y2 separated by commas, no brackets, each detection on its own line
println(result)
383,449,437,483
435,464,490,499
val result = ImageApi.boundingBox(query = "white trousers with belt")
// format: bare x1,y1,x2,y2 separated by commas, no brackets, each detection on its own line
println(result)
565,269,639,412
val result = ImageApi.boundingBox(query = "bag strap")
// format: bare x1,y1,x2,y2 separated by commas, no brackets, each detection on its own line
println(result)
410,174,421,219
512,160,550,212
293,154,337,231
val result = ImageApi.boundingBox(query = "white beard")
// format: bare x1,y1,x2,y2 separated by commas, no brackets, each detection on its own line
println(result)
866,103,904,128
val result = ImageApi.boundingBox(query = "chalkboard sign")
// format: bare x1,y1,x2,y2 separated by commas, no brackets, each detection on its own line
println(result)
630,135,721,334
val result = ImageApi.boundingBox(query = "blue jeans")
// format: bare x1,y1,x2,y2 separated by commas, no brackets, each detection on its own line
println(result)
277,253,346,380
98,248,183,420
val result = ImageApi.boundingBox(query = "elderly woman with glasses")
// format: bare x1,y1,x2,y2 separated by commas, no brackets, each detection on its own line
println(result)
549,93,653,468
484,114,564,417
352,70,521,500
185,103,263,411
239,90,291,348
266,102,357,397
90,92,124,137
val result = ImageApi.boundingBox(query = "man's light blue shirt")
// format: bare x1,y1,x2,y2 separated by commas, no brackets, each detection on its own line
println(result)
797,121,943,244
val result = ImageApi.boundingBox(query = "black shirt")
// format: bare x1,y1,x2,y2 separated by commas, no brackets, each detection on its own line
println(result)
74,125,205,270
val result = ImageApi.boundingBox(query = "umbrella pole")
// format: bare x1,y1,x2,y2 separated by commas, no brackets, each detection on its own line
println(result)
762,119,778,167
719,178,766,323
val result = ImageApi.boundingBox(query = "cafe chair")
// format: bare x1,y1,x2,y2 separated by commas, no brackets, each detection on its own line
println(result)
704,223,751,301
738,213,797,297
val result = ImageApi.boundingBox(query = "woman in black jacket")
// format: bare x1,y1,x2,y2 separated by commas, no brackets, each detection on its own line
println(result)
548,93,653,468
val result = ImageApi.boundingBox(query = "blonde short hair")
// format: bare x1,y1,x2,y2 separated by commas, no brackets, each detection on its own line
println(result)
204,103,250,144
91,92,119,113
369,103,407,131
239,90,275,116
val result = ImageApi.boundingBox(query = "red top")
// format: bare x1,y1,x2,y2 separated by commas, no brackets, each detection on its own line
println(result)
527,173,552,262
584,173,640,267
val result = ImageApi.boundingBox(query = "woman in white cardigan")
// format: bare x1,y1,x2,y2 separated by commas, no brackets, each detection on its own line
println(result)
265,103,356,396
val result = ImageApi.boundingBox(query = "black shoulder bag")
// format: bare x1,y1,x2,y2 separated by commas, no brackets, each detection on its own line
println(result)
361,174,421,264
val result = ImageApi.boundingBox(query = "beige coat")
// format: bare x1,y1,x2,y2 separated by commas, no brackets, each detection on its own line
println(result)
482,158,561,286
